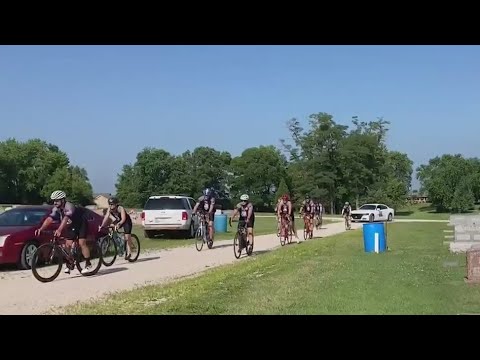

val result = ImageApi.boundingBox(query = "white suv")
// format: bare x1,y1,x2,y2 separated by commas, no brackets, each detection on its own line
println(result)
141,195,198,239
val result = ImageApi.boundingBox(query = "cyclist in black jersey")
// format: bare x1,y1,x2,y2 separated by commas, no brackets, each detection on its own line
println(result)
99,197,134,259
35,190,92,274
229,194,255,252
192,187,216,245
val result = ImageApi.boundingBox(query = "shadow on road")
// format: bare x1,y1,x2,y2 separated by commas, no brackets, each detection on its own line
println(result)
134,256,161,263
212,244,232,250
54,267,129,282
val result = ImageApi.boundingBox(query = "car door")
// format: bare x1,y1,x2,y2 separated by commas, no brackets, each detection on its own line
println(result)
377,205,388,221
188,198,199,229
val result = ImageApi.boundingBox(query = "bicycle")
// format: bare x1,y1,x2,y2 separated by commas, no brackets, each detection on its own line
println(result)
98,226,141,267
344,214,352,230
314,214,322,230
195,213,213,251
303,214,313,240
230,218,253,259
31,235,103,283
279,214,293,246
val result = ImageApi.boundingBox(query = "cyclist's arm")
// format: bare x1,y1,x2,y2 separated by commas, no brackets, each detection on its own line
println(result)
37,208,58,233
117,206,127,227
246,203,253,223
56,203,76,234
288,201,292,216
100,208,111,228
192,202,199,214
231,207,239,220
209,198,216,213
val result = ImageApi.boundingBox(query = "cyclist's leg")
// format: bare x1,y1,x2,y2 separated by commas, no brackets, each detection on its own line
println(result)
122,219,133,259
247,216,255,246
76,217,92,272
63,238,74,273
208,212,215,242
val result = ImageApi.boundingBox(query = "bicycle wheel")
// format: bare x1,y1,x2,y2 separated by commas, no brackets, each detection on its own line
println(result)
195,225,204,251
75,240,103,276
205,224,213,249
31,243,64,283
279,219,287,246
246,235,254,256
100,236,117,267
233,231,242,259
127,234,141,262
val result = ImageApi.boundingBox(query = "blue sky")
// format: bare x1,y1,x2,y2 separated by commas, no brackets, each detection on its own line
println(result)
1,45,479,194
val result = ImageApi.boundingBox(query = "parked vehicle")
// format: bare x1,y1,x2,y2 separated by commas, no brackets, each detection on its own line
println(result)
141,195,198,239
0,205,108,270
350,203,395,223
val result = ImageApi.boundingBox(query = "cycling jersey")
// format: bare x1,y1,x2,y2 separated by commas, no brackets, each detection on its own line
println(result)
236,201,255,228
49,202,88,239
198,195,215,213
302,200,315,215
49,201,85,223
106,205,133,234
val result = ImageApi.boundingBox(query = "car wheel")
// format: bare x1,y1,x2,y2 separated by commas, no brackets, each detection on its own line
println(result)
388,213,393,222
19,240,39,270
144,230,155,239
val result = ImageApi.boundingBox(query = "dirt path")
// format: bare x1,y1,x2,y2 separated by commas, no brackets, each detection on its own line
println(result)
0,221,361,315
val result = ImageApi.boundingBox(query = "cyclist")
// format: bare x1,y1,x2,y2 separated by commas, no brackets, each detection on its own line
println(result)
314,199,323,229
34,190,92,275
192,187,216,245
229,194,255,253
341,201,352,229
300,195,315,237
277,194,299,243
98,197,134,260
274,197,282,235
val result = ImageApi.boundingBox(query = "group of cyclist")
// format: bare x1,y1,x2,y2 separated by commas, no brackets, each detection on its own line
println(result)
35,185,353,274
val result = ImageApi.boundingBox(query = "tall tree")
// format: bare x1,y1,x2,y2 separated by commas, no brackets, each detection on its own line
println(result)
42,166,94,206
230,146,288,210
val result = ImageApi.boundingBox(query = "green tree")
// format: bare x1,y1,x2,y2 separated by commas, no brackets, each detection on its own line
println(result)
230,146,288,210
42,166,94,206
417,154,477,212
0,138,79,204
275,178,290,203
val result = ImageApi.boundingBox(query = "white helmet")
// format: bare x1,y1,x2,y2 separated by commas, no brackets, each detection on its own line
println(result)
240,194,249,201
50,190,67,200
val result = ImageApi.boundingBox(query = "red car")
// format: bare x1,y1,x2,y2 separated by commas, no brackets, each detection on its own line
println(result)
0,205,108,270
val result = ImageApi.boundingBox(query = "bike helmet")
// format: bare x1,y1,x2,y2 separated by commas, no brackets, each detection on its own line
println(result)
50,190,66,200
240,194,249,201
345,202,349,205
108,197,119,205
203,188,211,196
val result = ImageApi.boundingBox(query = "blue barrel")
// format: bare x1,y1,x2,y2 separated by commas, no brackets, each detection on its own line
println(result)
214,214,228,233
362,223,387,253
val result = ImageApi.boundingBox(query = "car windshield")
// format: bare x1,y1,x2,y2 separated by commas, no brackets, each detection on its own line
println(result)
359,205,377,210
0,209,48,226
144,198,186,210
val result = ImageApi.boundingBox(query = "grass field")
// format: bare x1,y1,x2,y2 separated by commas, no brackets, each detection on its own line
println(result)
134,216,335,251
65,221,480,315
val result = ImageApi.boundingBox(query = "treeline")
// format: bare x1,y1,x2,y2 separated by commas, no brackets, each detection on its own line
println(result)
0,139,94,206
116,112,415,213
416,154,480,213
11,112,464,214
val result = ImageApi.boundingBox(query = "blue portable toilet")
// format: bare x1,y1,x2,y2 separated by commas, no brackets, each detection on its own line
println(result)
362,222,387,253
214,213,228,233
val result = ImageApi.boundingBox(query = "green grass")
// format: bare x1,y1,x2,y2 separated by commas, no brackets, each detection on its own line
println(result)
394,203,480,220
65,222,480,315
135,217,334,251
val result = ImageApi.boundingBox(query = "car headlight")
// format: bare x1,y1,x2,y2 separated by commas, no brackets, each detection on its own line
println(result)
0,235,9,247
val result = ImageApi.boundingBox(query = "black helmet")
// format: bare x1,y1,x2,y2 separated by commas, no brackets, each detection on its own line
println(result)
108,197,119,205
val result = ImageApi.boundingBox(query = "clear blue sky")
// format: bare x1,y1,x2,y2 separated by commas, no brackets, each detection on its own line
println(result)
1,45,479,194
